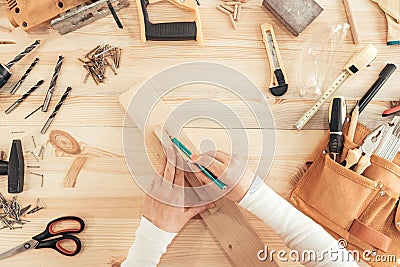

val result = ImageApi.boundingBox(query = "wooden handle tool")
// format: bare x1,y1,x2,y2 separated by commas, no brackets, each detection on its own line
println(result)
348,104,359,142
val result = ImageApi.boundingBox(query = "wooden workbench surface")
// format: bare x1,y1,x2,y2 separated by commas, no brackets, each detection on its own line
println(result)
0,0,396,266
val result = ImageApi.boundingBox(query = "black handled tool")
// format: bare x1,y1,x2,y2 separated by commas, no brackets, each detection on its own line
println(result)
0,140,25,194
355,63,396,114
0,40,40,89
0,216,85,260
137,0,202,43
329,96,347,162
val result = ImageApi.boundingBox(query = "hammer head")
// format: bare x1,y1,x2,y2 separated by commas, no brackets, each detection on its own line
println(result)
8,140,24,194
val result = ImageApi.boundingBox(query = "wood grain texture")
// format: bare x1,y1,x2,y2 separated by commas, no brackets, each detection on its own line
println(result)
120,83,279,267
0,0,392,266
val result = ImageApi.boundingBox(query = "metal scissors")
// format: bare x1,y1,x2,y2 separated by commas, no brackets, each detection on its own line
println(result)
0,216,85,260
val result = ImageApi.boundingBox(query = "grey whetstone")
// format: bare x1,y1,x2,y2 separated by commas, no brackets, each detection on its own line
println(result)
262,0,323,36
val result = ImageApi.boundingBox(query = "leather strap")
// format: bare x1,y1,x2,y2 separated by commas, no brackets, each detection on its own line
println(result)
349,219,392,252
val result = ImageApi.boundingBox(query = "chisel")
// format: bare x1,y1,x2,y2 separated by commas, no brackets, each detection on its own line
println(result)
329,96,347,162
295,44,378,130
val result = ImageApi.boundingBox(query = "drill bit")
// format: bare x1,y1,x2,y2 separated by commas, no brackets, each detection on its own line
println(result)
41,86,72,134
10,58,40,94
5,80,44,114
6,40,40,69
24,105,43,120
42,55,64,112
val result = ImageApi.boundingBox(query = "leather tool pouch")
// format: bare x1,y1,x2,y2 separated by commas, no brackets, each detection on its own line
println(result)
291,122,400,266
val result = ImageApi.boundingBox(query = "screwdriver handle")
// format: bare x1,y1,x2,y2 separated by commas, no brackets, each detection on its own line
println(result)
329,97,347,159
344,44,378,75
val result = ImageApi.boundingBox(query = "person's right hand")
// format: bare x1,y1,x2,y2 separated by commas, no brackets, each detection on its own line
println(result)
190,151,256,203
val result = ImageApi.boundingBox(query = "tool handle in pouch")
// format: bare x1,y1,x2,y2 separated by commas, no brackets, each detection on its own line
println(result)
261,23,288,96
354,154,371,174
342,147,362,169
344,44,378,75
329,97,346,159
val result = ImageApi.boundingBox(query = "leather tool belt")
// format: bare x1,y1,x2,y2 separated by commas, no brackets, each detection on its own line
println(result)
291,122,400,266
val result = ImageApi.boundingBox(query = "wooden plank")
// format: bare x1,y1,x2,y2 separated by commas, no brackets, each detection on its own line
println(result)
119,82,279,266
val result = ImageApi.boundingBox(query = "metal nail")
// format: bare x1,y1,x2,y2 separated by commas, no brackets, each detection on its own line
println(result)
31,136,36,148
31,152,39,162
38,146,45,159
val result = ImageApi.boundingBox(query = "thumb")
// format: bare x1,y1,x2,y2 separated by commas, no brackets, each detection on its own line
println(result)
184,203,216,219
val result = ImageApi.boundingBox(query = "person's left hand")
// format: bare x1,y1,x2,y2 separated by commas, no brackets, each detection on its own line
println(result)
142,145,215,233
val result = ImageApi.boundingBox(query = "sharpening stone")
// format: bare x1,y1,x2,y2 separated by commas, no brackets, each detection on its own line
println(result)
262,0,323,37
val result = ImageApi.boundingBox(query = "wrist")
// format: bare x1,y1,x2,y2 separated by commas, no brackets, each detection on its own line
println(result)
238,176,266,207
142,215,180,234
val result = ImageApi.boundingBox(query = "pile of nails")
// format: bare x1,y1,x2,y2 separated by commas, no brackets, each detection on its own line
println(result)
79,44,122,85
0,194,45,230
216,0,247,29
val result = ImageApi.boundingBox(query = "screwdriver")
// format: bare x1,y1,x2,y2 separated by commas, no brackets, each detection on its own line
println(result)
0,40,40,90
328,96,347,162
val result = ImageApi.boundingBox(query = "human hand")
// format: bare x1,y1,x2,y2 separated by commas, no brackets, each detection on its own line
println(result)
142,146,215,233
191,151,256,203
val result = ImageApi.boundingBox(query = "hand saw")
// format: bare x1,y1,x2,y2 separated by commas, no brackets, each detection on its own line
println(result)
136,0,203,44
4,0,129,34
261,23,288,96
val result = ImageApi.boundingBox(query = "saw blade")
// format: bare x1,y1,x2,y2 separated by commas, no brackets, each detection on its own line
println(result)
51,0,130,35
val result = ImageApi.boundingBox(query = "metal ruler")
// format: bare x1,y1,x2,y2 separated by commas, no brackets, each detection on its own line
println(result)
375,116,400,161
295,44,378,130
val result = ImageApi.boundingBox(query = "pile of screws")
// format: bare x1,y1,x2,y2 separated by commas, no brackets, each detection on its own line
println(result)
0,194,45,230
216,0,247,29
79,44,122,85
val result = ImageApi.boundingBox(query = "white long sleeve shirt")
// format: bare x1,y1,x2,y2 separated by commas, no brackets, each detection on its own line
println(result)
122,178,358,267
